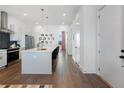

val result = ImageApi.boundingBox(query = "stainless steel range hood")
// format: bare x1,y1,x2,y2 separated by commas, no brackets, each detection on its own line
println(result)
0,11,14,34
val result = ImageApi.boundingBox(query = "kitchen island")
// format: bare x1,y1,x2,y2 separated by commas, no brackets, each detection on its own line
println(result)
21,47,55,74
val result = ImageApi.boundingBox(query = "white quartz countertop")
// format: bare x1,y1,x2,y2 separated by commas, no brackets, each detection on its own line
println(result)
21,47,55,53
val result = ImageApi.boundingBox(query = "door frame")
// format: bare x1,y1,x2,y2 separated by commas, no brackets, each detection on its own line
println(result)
96,5,106,75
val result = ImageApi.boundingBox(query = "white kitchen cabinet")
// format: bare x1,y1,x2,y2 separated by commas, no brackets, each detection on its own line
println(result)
21,48,55,74
0,50,7,67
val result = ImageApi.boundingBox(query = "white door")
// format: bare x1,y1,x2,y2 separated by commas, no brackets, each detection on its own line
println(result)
75,33,80,65
72,32,80,65
72,33,76,62
98,6,124,87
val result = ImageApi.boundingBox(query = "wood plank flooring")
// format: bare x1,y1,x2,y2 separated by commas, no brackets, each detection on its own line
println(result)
0,84,52,88
0,50,110,88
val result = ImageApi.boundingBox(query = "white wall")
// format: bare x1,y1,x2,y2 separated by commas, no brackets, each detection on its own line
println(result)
69,6,97,73
70,6,97,73
81,6,97,73
32,25,69,49
8,15,32,49
74,6,97,73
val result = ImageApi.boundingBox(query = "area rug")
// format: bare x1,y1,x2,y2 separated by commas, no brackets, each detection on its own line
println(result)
0,84,52,88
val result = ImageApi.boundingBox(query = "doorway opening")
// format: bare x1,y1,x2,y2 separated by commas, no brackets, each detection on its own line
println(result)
58,31,65,50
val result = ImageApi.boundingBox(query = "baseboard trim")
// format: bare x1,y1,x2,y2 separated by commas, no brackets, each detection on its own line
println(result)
96,74,113,88
70,55,112,88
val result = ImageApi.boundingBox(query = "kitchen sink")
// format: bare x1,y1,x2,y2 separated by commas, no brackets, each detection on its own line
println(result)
37,48,47,50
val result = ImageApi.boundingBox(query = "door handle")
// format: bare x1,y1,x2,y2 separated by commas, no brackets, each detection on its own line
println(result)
121,49,124,53
119,55,124,59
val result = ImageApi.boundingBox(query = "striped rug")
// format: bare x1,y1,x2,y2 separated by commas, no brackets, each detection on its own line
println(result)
0,84,52,88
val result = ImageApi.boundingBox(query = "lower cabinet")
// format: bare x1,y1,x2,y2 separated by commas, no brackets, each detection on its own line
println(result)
0,50,7,67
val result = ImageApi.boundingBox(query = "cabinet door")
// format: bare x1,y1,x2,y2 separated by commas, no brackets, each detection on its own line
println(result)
0,51,7,67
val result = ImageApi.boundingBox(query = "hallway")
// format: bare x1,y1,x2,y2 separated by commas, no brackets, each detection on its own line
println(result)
0,51,109,88
52,50,110,87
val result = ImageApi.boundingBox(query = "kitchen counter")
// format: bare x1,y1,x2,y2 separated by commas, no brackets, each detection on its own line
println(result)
21,47,56,74
21,47,54,53
7,47,19,51
0,49,7,51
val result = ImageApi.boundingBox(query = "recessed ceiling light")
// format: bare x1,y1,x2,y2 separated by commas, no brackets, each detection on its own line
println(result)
24,13,28,16
39,26,42,28
62,22,65,25
76,22,80,25
63,13,66,16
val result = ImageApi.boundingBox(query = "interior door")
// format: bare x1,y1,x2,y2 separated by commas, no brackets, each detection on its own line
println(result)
75,33,80,65
99,6,124,87
72,32,80,65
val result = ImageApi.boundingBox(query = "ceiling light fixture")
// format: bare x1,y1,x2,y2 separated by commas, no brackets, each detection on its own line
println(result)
76,22,80,25
40,8,48,26
24,13,28,16
63,13,66,16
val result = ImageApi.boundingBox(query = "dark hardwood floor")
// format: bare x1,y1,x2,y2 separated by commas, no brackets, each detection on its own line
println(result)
0,50,110,88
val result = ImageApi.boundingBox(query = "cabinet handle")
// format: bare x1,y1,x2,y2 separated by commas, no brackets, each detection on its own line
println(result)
121,49,124,53
119,55,124,59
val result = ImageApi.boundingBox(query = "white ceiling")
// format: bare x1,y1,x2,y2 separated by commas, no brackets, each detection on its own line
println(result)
0,5,81,26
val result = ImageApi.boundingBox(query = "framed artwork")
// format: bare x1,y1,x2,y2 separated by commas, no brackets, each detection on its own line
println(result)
45,41,48,44
49,41,52,44
43,37,46,40
41,41,44,43
39,37,42,40
45,34,48,36
52,37,54,40
38,33,55,46
48,37,50,40
50,34,52,37
41,34,44,36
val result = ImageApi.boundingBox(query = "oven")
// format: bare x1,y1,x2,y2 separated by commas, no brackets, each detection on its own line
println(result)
7,48,19,64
